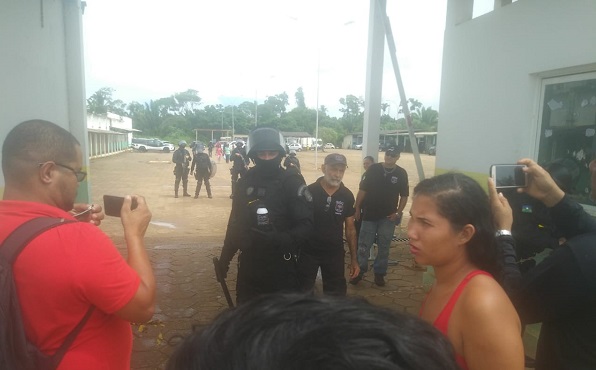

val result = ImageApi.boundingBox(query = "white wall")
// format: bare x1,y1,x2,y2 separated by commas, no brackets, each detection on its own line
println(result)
0,1,88,198
437,0,596,175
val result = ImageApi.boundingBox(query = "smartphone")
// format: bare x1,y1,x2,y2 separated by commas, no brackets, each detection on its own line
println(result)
103,195,137,217
490,164,528,189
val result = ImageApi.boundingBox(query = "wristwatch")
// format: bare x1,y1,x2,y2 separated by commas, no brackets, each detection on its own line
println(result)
495,229,512,237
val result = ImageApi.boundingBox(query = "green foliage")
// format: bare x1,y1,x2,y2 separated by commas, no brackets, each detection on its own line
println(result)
88,88,437,144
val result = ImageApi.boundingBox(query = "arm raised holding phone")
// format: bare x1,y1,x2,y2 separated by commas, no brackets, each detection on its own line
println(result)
114,195,155,323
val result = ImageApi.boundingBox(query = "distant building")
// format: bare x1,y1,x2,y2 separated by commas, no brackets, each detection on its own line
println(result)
87,112,140,158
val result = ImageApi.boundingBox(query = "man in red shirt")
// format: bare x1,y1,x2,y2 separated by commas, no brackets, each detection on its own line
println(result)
0,119,156,369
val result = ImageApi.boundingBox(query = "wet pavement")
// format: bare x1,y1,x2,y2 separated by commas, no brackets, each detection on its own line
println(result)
88,149,435,369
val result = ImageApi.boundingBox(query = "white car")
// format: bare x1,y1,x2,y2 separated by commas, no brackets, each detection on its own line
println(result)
324,143,335,149
131,138,175,153
354,143,363,150
288,142,302,151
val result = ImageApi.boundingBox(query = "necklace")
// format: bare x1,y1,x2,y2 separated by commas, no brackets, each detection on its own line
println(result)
383,166,396,177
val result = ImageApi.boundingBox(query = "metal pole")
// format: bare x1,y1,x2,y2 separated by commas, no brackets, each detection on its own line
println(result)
255,90,258,127
315,49,320,168
379,2,425,181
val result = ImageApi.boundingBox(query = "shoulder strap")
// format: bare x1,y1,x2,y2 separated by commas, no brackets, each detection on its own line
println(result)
0,218,73,263
1,217,95,370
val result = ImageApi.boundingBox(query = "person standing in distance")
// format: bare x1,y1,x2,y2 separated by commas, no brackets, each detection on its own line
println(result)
298,153,360,295
283,150,301,173
219,127,314,304
190,144,213,199
172,140,192,198
351,146,409,286
0,119,155,369
229,141,248,199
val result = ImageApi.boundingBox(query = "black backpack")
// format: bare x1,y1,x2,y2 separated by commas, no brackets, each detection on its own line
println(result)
0,217,94,370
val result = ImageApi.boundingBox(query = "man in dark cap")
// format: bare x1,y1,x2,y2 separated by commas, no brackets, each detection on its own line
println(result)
172,140,192,198
298,153,360,296
351,146,409,286
219,128,314,304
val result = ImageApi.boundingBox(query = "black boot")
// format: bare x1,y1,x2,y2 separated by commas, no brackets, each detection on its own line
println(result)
183,180,191,197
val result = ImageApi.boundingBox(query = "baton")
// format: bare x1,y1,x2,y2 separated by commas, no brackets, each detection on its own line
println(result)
213,257,235,308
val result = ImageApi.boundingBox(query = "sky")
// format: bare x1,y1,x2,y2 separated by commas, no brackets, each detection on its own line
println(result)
82,1,492,118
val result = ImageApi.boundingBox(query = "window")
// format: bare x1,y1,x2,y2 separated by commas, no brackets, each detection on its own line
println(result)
537,73,596,209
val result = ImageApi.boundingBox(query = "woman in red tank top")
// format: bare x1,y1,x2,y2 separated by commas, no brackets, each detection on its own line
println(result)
408,173,524,370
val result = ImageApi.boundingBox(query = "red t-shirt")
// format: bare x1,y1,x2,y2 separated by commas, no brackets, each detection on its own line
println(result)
0,200,141,370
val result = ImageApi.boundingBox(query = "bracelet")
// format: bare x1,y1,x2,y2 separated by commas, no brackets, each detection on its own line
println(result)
495,230,512,237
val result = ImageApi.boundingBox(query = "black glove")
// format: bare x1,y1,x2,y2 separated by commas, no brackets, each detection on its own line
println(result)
218,251,233,280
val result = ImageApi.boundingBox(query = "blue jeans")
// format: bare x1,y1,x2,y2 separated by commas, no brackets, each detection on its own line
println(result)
357,218,395,276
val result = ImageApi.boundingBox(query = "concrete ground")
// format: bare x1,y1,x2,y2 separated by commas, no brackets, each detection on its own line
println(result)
88,148,437,369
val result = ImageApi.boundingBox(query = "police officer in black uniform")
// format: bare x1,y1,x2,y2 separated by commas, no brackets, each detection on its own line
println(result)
172,140,192,198
219,127,314,305
229,141,248,199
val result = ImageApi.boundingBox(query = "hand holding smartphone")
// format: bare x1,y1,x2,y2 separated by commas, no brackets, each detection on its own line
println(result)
103,195,138,217
490,164,528,189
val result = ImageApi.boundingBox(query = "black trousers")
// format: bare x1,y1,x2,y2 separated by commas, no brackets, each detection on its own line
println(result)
297,248,347,296
236,249,299,305
194,171,211,196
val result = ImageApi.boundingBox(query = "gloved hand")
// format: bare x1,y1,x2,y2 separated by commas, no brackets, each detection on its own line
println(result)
218,258,230,280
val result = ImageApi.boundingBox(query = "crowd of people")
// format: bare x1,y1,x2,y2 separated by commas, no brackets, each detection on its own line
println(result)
1,120,595,369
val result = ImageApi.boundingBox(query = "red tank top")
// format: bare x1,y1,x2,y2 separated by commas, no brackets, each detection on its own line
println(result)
419,270,492,370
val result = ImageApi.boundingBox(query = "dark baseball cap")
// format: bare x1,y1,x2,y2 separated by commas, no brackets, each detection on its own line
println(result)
324,153,347,166
385,147,400,157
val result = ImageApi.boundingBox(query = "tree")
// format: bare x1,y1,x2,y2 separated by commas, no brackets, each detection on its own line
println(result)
295,87,306,109
338,95,364,133
87,87,116,115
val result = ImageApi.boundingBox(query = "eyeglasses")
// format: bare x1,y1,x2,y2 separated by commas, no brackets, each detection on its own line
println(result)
325,196,332,212
39,162,87,182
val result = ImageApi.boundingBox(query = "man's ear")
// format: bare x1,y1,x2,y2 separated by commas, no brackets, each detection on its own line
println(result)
38,162,54,184
459,224,475,245
320,164,326,173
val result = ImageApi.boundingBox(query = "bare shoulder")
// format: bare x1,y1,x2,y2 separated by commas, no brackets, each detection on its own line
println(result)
459,274,518,319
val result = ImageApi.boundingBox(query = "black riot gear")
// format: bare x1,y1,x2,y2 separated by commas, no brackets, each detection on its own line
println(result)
246,128,286,160
219,129,314,304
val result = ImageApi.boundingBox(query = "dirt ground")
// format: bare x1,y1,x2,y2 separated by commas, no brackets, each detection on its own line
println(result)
89,148,436,243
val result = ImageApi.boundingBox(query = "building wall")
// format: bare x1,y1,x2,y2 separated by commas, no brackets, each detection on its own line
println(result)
437,0,596,177
0,1,88,199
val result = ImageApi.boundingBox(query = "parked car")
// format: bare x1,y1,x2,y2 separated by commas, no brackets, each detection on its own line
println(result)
310,143,323,151
288,142,302,151
131,138,174,153
324,143,335,149
354,143,363,150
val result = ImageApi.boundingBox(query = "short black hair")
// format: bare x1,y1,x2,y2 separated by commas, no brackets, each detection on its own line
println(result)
167,294,459,370
2,119,80,180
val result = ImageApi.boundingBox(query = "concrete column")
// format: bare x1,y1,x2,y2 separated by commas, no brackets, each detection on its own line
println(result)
362,0,386,159
446,0,474,26
494,0,512,9
63,0,90,200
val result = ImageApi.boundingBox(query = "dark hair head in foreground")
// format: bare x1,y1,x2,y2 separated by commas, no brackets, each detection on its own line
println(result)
167,293,459,370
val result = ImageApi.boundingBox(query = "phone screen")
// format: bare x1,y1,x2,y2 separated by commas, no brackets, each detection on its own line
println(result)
491,165,527,188
103,195,125,217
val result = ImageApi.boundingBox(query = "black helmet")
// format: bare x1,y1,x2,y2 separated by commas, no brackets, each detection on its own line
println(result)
246,128,286,159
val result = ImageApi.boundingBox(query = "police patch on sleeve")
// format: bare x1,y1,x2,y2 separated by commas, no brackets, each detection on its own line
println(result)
246,186,255,196
297,184,313,202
